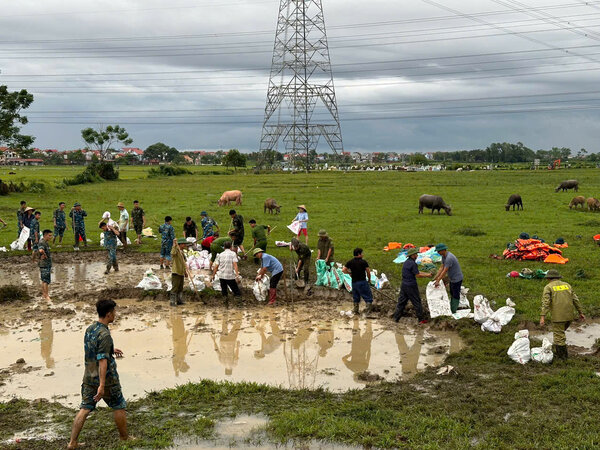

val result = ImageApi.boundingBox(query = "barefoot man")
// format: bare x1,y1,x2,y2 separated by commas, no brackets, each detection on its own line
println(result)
68,299,129,449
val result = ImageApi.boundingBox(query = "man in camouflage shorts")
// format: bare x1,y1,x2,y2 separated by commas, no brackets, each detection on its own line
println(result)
53,201,67,245
67,299,130,449
131,200,146,244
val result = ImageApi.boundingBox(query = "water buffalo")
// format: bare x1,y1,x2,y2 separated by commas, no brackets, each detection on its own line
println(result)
587,197,600,211
419,195,452,215
569,196,586,209
217,190,243,206
264,198,281,214
505,194,523,211
555,180,579,192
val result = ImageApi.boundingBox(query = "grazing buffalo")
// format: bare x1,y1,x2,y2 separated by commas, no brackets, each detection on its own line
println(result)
505,194,523,211
264,198,281,214
217,190,243,206
419,195,452,215
587,197,600,212
569,196,586,209
555,180,579,192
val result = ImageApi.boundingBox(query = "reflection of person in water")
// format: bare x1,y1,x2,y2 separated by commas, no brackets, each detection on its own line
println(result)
395,328,424,378
40,318,55,369
167,311,189,376
211,312,242,375
341,318,373,380
253,317,283,359
316,322,334,357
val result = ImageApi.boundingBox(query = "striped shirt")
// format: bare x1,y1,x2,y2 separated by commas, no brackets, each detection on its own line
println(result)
215,249,239,280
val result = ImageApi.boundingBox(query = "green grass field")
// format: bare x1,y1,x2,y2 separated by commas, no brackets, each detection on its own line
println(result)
2,166,600,448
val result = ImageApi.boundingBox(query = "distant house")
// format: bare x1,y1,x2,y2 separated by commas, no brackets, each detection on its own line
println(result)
121,147,144,161
6,158,45,166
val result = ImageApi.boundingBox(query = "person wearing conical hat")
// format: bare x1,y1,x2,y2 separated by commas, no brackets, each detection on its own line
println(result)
294,205,309,244
540,269,585,360
116,202,129,249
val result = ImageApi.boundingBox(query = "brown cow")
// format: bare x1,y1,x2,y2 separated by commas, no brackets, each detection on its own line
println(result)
569,196,586,209
264,198,281,214
587,197,600,211
217,190,243,206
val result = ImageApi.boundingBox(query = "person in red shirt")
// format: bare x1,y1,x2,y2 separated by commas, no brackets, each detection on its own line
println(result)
201,232,218,252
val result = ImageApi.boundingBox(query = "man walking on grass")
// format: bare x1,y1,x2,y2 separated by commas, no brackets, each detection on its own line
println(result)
433,243,463,313
343,248,373,315
393,247,432,324
211,240,242,307
67,299,130,449
70,202,88,250
540,269,585,360
171,237,190,306
100,221,120,274
38,229,53,301
131,200,146,245
53,202,67,245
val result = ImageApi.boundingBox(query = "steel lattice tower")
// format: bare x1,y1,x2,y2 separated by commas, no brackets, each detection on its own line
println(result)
258,0,343,170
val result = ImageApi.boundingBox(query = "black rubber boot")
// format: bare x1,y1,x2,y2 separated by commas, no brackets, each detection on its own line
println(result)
450,297,460,314
169,292,178,306
104,264,111,275
113,262,119,272
365,303,374,314
353,302,360,314
557,345,568,360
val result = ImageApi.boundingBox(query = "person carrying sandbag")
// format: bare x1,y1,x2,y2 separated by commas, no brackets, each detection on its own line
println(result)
539,269,585,360
432,243,463,313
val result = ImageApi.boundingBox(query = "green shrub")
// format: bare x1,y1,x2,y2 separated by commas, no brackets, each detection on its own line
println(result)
63,162,119,186
147,166,192,177
456,226,486,237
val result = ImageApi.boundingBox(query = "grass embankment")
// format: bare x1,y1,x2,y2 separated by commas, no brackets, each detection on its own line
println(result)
1,166,600,448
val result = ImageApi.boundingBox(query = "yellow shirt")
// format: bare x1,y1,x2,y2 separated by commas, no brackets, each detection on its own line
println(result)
541,280,582,322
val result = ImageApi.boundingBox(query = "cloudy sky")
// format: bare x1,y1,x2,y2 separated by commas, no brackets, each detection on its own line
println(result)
2,0,600,153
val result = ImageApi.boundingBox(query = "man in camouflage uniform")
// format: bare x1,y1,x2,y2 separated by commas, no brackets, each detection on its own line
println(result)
540,269,585,360
100,221,120,274
29,210,41,253
67,299,129,449
53,201,67,245
200,211,219,239
131,200,145,245
38,229,53,301
229,209,245,257
17,200,26,238
69,202,88,250
159,216,176,269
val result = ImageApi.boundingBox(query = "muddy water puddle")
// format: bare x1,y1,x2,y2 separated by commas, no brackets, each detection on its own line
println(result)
0,306,463,406
536,320,600,353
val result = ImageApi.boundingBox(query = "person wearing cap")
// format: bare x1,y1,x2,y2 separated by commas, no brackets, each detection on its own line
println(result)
290,238,311,285
254,249,283,305
29,210,42,254
433,243,463,313
131,200,146,245
159,216,176,270
17,200,27,238
183,217,199,241
393,247,432,324
22,206,34,250
229,209,246,257
210,240,242,307
99,221,121,274
116,202,129,249
200,211,219,239
210,235,232,268
294,205,309,244
249,219,270,262
171,237,190,306
53,202,68,245
342,248,373,314
69,202,88,250
317,229,334,266
540,270,585,360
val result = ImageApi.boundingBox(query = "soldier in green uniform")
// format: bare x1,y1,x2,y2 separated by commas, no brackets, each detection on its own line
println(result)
131,200,146,245
29,210,41,253
100,221,121,274
67,299,129,449
210,236,233,268
540,269,585,360
229,209,245,257
53,202,68,245
69,202,88,250
290,238,311,284
249,219,270,263
38,229,53,301
17,200,26,238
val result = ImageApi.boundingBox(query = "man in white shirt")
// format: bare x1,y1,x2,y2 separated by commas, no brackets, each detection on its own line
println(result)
211,241,241,307
117,202,129,249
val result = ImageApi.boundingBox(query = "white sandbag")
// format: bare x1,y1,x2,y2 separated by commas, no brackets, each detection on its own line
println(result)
0,246,7,252
531,338,553,364
452,309,473,320
481,306,515,333
425,282,453,318
287,220,301,234
136,270,162,290
473,295,494,324
507,330,531,365
375,273,389,290
99,233,130,247
253,275,270,301
188,275,206,291
506,298,516,307
459,286,470,309
276,240,291,247
481,318,502,333
10,226,29,250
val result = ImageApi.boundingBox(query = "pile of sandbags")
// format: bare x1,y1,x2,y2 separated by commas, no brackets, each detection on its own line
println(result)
474,296,516,333
185,249,211,270
507,330,554,364
136,269,162,290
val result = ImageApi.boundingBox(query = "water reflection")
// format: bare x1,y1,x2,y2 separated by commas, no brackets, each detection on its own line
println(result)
395,328,423,377
40,318,55,369
341,318,373,383
211,312,242,375
168,311,189,376
253,316,283,359
317,321,334,357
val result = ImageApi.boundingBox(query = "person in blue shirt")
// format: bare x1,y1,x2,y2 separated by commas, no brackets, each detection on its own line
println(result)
393,247,432,324
253,249,283,305
294,205,309,244
433,243,464,313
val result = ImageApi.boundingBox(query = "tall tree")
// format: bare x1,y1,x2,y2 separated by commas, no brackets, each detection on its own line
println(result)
81,125,132,160
0,86,35,153
222,149,247,171
143,142,179,162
